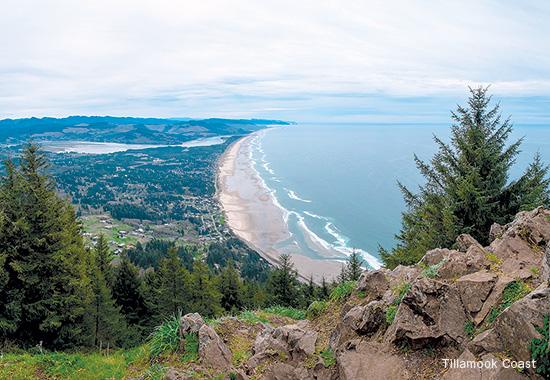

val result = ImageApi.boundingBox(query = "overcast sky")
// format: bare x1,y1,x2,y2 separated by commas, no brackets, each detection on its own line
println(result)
1,0,549,123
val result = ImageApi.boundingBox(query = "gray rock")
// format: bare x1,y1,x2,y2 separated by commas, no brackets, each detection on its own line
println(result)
456,234,482,253
342,301,385,335
179,313,206,352
474,275,515,325
489,223,505,243
541,244,550,283
198,324,233,370
441,349,529,380
336,341,405,380
456,270,497,314
466,328,503,355
493,284,550,363
355,269,390,300
263,362,312,380
384,277,467,348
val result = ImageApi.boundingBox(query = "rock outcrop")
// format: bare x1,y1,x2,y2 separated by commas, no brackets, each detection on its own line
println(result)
164,207,550,380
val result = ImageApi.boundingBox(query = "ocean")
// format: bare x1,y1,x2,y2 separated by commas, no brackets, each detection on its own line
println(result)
247,123,550,270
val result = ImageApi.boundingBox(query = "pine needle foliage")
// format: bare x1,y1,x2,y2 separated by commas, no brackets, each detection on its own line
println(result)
381,87,550,269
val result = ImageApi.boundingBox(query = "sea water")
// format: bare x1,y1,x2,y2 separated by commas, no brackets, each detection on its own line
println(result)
249,123,550,269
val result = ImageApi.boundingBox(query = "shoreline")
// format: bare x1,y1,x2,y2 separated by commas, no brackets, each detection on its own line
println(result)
217,131,344,281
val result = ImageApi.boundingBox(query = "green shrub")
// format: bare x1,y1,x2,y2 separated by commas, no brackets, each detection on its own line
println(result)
528,314,550,377
319,348,335,368
419,258,447,279
330,281,356,302
386,305,398,324
486,253,501,264
487,281,531,324
148,312,182,360
180,333,199,363
262,306,306,320
306,301,329,319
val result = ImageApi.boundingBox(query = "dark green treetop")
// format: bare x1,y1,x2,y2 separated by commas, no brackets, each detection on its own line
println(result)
381,87,550,269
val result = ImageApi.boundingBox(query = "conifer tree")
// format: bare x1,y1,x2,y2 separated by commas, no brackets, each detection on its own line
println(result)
95,234,114,288
112,255,149,337
0,142,92,348
345,250,364,281
189,260,223,317
265,253,301,308
381,87,550,269
87,253,125,347
218,260,244,312
156,247,191,316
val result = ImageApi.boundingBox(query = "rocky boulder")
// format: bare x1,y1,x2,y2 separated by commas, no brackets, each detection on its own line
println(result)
179,313,206,352
541,244,550,284
456,270,497,315
493,284,550,363
251,320,318,366
472,275,515,326
384,277,467,348
441,349,530,380
355,269,390,300
342,301,385,336
336,341,405,380
198,324,234,370
419,246,490,280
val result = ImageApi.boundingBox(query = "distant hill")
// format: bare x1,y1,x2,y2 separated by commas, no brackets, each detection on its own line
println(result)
0,116,291,144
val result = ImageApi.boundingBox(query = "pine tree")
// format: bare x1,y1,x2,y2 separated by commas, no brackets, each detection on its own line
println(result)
95,234,114,288
156,247,191,316
86,252,125,347
189,259,223,317
218,260,244,313
0,142,92,348
265,253,301,308
112,256,149,331
345,250,364,281
381,87,550,269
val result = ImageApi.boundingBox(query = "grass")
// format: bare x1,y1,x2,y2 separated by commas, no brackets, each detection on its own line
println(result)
330,281,357,302
0,346,150,380
180,333,199,363
486,253,501,264
385,282,411,325
261,306,306,320
306,301,329,319
148,312,182,360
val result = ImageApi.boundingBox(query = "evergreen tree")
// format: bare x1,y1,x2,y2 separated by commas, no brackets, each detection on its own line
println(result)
319,277,330,300
0,142,92,348
265,253,301,308
156,247,191,317
189,260,223,317
95,234,114,288
345,250,364,281
87,254,125,347
112,255,149,340
381,87,550,269
243,279,265,309
218,260,244,312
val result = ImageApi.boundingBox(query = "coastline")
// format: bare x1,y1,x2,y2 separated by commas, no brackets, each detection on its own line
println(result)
217,131,344,281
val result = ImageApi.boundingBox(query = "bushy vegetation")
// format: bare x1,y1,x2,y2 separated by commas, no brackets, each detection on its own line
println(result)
148,313,182,360
381,87,550,269
528,314,550,377
386,282,411,325
330,281,357,302
487,281,532,324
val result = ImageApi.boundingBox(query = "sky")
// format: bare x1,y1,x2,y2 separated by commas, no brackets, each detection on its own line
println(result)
1,0,549,123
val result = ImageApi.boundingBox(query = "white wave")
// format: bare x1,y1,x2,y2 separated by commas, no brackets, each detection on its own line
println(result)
304,211,327,220
295,214,334,252
285,188,312,203
262,162,275,175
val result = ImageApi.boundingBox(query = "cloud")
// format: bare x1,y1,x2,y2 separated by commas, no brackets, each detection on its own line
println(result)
1,0,549,121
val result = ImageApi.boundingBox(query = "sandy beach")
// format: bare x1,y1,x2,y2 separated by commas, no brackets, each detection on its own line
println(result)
217,133,343,281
